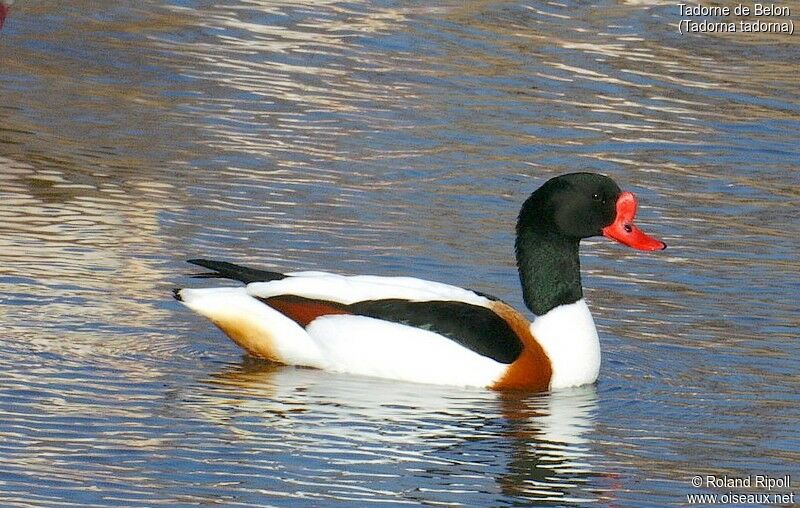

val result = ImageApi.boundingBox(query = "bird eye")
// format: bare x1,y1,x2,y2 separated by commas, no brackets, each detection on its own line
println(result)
592,193,602,201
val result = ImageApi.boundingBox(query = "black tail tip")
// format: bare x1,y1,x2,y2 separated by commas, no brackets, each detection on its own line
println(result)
173,288,183,301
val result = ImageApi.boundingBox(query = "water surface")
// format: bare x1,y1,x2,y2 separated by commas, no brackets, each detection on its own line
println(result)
1,1,798,506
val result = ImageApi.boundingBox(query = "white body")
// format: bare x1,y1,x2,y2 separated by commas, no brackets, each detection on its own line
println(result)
250,271,491,307
178,273,601,390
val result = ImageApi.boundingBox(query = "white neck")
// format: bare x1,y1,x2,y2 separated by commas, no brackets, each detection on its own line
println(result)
530,298,601,390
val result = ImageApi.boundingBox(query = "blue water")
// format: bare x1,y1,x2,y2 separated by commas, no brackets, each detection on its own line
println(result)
1,1,798,506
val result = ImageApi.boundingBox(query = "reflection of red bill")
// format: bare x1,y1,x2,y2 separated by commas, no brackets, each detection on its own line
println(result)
602,191,666,251
0,1,11,30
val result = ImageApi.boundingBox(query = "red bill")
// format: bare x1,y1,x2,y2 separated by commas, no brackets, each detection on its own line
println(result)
602,191,666,251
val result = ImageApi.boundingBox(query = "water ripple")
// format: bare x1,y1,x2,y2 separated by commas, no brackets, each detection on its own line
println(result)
0,0,798,506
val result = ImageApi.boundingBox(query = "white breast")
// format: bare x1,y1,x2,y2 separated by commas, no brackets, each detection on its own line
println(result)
531,299,601,390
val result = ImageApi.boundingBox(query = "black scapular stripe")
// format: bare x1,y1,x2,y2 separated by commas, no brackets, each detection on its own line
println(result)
187,259,286,284
348,299,523,364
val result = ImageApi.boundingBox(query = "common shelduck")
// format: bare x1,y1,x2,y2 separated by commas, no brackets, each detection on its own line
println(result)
175,172,666,391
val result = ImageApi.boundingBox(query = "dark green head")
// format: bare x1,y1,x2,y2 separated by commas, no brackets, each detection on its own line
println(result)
515,172,665,315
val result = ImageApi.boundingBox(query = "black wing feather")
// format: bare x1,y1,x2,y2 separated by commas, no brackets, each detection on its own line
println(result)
349,299,523,364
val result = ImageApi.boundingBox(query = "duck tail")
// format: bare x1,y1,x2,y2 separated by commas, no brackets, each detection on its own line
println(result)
185,259,286,284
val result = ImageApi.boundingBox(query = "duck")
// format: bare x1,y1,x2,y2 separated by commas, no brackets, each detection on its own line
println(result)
174,172,666,391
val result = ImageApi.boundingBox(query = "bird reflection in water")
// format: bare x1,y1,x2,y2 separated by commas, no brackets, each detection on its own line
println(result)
201,358,603,505
0,0,13,30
